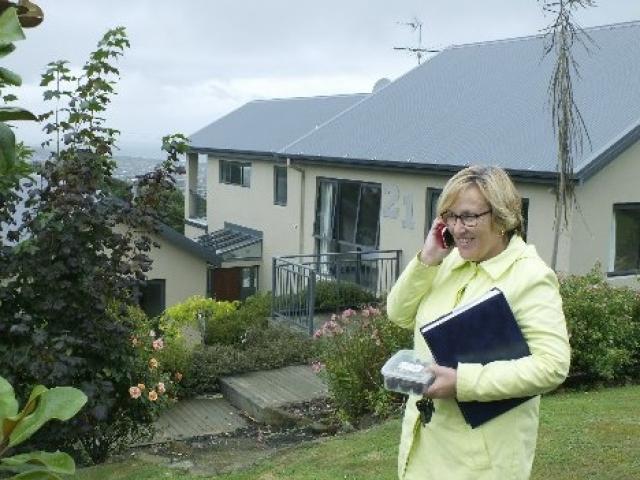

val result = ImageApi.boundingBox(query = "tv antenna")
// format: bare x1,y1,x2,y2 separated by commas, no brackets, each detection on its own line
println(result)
394,18,439,65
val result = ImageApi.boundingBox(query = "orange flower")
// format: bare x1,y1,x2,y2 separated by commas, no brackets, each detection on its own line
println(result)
148,390,158,401
137,383,146,391
148,358,159,369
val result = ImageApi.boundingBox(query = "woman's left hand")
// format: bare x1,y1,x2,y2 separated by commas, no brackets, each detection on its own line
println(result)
425,364,457,399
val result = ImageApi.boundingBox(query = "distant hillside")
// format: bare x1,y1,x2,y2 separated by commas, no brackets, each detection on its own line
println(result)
27,148,206,191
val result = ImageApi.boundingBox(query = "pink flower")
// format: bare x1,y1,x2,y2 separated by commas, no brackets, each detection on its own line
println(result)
157,382,166,394
137,383,146,391
311,361,325,373
148,390,158,401
152,338,164,350
330,313,338,321
129,386,142,399
361,309,370,317
341,308,356,319
313,329,323,338
368,306,381,316
174,372,183,382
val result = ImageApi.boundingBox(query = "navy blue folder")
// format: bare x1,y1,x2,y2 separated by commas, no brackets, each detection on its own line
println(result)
419,287,533,428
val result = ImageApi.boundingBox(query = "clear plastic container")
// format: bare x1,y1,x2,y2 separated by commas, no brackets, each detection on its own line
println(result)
381,350,434,395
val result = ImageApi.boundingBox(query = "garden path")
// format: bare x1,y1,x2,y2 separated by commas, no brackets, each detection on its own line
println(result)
150,364,329,444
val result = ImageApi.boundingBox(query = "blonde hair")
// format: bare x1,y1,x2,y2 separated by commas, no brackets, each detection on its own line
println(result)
437,165,523,236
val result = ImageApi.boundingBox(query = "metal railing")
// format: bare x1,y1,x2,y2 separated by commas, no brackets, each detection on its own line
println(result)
271,250,401,335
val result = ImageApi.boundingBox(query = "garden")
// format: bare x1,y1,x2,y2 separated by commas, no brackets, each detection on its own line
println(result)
0,2,639,479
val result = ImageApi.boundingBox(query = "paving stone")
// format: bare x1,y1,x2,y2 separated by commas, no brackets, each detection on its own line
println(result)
151,397,247,443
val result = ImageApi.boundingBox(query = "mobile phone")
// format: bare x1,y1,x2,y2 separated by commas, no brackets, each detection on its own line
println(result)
435,222,454,249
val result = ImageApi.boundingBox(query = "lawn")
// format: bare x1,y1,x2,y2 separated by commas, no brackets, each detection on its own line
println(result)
76,385,640,479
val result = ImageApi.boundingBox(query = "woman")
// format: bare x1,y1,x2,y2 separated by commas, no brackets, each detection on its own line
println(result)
387,165,570,480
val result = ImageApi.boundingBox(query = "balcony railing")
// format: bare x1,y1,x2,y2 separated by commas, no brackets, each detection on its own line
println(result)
272,250,401,335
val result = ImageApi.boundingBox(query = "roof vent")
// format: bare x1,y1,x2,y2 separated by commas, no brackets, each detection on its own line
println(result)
372,78,391,93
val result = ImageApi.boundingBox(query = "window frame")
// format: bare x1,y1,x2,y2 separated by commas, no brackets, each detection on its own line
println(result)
609,202,640,276
138,278,166,317
425,187,443,237
273,165,287,206
313,177,381,253
219,159,251,187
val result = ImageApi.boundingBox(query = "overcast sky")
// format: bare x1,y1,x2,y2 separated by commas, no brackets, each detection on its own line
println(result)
6,0,639,158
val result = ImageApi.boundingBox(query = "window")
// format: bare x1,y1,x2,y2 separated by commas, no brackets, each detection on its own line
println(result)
425,188,442,236
521,198,529,241
219,160,251,187
273,165,287,205
314,178,381,254
612,203,640,274
139,279,166,317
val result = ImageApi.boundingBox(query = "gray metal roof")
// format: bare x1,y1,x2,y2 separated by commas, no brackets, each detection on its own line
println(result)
156,223,220,265
282,21,640,178
189,93,368,153
196,222,262,259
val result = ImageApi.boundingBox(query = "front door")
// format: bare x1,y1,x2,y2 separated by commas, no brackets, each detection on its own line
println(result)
212,267,242,301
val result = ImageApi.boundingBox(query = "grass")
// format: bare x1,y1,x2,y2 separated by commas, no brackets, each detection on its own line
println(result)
76,385,640,480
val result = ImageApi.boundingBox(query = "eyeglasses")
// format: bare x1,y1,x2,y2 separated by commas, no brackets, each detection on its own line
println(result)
442,209,491,228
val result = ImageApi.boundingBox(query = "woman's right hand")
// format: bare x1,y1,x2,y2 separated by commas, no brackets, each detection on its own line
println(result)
419,218,453,266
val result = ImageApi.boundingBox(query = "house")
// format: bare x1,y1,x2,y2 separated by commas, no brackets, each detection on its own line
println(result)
0,175,222,316
186,21,640,301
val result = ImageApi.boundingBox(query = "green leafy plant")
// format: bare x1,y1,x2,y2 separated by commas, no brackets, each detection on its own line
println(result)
0,5,38,186
161,295,238,342
313,280,378,312
0,27,184,463
0,4,39,244
183,324,316,396
0,376,87,479
559,266,640,384
312,307,412,423
204,293,271,346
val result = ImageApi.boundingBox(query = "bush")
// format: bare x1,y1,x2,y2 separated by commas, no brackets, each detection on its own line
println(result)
314,280,378,312
183,324,316,395
204,292,271,346
161,295,237,342
560,267,640,384
312,307,412,423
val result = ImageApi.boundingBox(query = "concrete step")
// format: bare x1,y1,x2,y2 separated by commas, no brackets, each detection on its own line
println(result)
151,396,247,444
219,365,329,426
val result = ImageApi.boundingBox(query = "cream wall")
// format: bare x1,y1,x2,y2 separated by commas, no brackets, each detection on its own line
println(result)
206,155,303,290
147,235,208,308
201,155,618,294
299,164,560,272
570,139,640,286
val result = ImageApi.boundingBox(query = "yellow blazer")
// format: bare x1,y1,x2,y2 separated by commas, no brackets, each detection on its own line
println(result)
387,235,570,480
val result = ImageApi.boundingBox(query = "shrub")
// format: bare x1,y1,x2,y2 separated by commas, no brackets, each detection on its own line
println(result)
560,266,640,384
183,324,316,396
312,307,412,423
161,295,238,343
314,280,378,312
204,293,271,346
